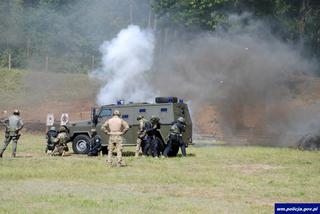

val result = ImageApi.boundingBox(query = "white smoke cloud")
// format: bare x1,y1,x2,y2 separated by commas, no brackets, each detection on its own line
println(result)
91,25,155,105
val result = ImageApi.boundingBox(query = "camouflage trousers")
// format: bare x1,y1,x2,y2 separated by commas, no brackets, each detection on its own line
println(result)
51,143,68,156
107,135,123,166
0,135,18,157
135,138,143,157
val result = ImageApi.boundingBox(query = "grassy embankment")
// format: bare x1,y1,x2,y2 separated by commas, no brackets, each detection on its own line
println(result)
0,68,98,107
0,134,319,214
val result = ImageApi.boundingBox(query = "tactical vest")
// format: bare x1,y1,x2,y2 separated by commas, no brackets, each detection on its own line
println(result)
170,123,181,135
58,132,68,145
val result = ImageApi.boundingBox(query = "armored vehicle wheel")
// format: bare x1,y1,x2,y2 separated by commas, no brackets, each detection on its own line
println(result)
72,135,90,154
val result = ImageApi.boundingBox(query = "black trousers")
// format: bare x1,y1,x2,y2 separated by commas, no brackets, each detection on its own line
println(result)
143,135,161,157
163,134,186,157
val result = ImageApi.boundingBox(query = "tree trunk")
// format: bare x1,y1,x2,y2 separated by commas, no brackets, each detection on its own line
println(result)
8,53,11,70
299,0,311,35
129,0,133,24
45,55,48,72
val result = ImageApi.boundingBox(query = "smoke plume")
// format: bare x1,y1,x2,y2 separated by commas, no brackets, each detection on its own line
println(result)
151,14,319,146
91,14,319,147
91,25,155,105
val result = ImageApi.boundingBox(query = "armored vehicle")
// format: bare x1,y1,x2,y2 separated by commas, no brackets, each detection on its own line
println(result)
66,97,193,155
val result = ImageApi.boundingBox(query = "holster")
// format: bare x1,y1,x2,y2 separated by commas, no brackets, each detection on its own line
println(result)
4,130,9,138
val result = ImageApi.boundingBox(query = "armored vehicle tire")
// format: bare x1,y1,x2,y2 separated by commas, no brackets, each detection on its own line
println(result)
72,134,90,154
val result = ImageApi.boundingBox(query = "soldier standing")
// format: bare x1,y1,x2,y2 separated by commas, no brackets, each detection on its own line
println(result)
0,110,24,158
101,110,129,167
149,116,163,157
135,115,147,157
163,117,187,157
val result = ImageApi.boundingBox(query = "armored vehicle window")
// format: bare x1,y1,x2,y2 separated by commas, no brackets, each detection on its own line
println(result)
161,108,168,112
100,108,112,117
139,108,146,113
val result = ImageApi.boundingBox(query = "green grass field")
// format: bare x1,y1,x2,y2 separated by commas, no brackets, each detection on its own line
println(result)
0,134,319,214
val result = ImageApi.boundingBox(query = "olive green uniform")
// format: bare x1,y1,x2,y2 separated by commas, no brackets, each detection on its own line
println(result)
136,118,147,157
52,132,69,156
0,115,23,157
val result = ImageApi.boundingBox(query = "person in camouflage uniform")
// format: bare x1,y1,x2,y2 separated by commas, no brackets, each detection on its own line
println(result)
101,110,129,167
163,117,187,157
0,110,24,158
51,126,69,156
135,115,147,157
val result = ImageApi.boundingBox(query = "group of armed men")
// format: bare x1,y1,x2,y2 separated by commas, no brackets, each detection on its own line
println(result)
100,109,188,167
1,109,188,167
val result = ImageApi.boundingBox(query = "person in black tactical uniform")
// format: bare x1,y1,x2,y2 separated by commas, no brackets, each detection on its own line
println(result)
45,126,58,154
142,119,153,156
163,117,187,157
88,128,102,156
150,116,165,157
142,116,164,157
0,109,24,158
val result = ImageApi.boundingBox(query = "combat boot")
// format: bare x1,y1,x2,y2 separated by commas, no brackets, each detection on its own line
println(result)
11,153,16,158
135,151,139,158
106,161,113,167
117,162,126,167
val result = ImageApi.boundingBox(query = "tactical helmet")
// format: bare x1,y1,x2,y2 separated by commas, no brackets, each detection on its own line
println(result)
50,126,56,131
113,110,121,116
177,117,185,123
58,126,66,132
150,116,160,124
13,109,20,115
150,115,159,120
137,115,144,121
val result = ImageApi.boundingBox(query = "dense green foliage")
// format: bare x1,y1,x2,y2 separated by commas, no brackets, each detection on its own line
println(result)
153,0,320,57
0,0,319,72
0,0,150,72
0,68,22,92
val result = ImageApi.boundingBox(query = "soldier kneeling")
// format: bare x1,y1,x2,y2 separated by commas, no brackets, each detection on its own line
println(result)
88,128,102,156
45,126,58,154
52,126,69,156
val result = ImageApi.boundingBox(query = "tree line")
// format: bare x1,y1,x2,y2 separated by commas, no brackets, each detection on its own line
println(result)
0,0,151,72
153,0,320,59
0,0,319,73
